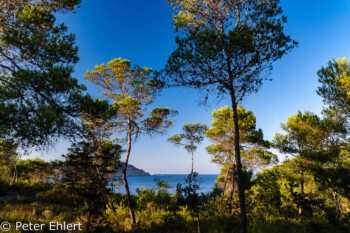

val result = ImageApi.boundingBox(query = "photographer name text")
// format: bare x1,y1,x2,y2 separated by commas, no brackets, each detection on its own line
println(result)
15,221,82,231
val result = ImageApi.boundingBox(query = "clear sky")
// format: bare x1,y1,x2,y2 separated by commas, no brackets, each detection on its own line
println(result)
26,0,350,174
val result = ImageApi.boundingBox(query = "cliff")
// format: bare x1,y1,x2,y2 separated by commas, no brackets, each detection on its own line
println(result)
113,162,151,176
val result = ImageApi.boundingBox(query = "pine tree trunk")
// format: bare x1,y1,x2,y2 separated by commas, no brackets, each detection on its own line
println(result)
332,191,341,219
298,169,304,220
221,166,230,200
11,162,17,185
230,91,248,233
189,150,194,188
191,150,194,176
123,123,136,225
197,211,201,233
191,150,200,233
87,202,91,232
229,162,236,211
74,195,87,230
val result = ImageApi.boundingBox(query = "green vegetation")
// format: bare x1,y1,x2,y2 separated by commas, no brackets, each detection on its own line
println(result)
168,123,207,186
0,0,84,148
163,1,297,232
206,106,277,205
84,58,178,226
0,0,349,233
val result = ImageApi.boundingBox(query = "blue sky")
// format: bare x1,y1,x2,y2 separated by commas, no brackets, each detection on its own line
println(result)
27,0,350,174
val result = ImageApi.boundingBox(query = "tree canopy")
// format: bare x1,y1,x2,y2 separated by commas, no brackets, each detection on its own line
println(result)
163,2,297,232
164,0,297,102
317,58,350,126
85,58,178,226
0,0,84,148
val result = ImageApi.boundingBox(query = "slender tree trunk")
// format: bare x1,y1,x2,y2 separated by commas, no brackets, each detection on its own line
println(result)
189,151,200,233
332,190,341,219
123,124,136,225
86,202,91,232
298,169,304,220
74,195,88,231
221,166,230,201
191,150,194,177
230,91,248,233
229,162,236,211
197,210,201,233
11,163,17,185
189,150,194,188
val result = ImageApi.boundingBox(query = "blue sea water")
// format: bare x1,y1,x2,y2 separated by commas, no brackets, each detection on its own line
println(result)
111,174,219,195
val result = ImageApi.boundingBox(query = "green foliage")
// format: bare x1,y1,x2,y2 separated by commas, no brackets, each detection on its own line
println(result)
0,1,349,232
85,58,178,139
273,111,331,154
85,57,177,225
168,123,207,152
61,140,122,231
163,3,296,231
0,140,18,184
85,58,159,103
207,106,276,169
317,58,350,118
207,106,276,199
164,0,297,103
175,173,200,209
156,180,173,193
305,148,350,200
17,158,51,181
307,58,350,203
0,0,85,148
272,108,350,219
0,0,81,13
168,123,207,183
136,186,173,211
272,111,327,218
10,179,54,197
249,160,350,232
251,166,283,212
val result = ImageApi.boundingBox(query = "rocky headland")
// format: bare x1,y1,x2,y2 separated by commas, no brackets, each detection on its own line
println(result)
113,162,151,176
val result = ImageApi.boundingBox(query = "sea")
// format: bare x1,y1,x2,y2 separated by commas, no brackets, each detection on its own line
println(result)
110,174,219,195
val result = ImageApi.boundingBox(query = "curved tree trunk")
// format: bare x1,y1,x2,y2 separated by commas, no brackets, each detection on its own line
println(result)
230,91,247,233
73,195,88,231
123,124,136,225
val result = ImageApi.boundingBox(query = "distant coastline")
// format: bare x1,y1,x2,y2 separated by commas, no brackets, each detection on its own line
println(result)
113,162,151,176
110,174,219,195
112,163,220,177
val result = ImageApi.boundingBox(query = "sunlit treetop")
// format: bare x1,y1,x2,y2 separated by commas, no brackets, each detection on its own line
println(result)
85,58,163,106
273,111,345,156
206,106,277,169
206,105,263,145
168,123,208,153
85,58,178,139
317,57,350,119
167,0,286,34
164,0,297,103
0,0,81,13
